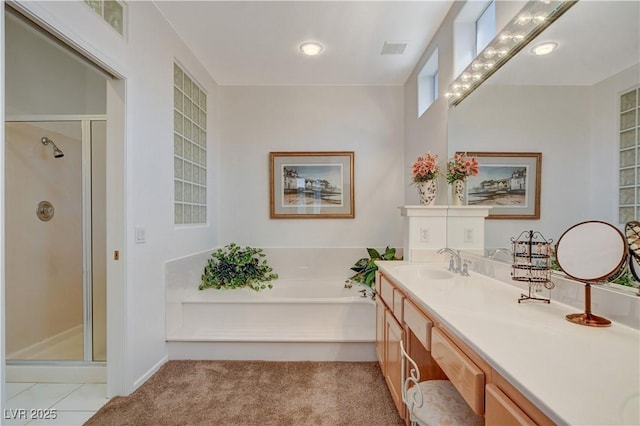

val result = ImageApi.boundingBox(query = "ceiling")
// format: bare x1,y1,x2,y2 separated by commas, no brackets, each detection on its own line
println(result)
154,1,453,86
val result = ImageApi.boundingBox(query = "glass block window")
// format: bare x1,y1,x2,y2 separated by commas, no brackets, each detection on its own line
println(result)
84,1,126,36
619,87,639,223
174,63,207,225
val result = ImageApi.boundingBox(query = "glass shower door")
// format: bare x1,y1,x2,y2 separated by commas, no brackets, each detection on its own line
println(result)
5,120,84,361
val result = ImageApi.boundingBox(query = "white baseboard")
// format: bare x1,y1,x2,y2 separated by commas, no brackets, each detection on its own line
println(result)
132,355,168,391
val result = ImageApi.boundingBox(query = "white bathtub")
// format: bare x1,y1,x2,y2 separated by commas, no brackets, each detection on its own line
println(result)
167,279,377,361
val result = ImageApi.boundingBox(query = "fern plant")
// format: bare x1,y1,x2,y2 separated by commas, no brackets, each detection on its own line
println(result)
349,246,402,289
199,243,278,291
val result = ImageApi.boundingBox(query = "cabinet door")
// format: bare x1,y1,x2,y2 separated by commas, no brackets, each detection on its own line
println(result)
384,309,405,419
375,296,386,370
486,384,536,426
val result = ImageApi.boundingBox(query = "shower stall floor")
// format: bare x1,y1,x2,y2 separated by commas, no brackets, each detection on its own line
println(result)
7,325,83,361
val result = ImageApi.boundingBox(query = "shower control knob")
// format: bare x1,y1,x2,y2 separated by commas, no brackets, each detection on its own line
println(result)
36,200,55,221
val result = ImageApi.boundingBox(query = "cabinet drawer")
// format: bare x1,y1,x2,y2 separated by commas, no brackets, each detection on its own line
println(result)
392,288,404,320
403,299,433,350
486,384,536,426
379,275,394,308
432,327,485,415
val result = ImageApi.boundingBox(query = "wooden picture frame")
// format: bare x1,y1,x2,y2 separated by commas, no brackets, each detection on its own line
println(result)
269,151,355,219
463,152,541,219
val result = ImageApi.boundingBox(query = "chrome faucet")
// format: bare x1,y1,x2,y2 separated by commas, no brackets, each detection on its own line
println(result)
437,248,462,274
489,247,513,260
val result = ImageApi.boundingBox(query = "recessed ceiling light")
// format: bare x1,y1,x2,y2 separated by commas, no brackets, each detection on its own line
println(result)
531,42,558,56
299,42,323,56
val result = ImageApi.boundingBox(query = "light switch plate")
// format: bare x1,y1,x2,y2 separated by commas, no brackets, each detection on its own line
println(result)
135,226,146,244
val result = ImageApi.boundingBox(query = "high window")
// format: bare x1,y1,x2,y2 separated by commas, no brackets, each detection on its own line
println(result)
453,0,496,77
84,0,126,36
475,1,496,56
174,63,207,225
619,87,639,223
417,49,439,117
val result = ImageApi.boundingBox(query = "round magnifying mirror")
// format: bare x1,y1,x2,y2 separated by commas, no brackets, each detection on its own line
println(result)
556,221,626,282
555,221,626,327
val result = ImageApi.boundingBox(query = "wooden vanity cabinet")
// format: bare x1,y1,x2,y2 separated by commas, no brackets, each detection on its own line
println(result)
375,271,405,419
376,269,556,426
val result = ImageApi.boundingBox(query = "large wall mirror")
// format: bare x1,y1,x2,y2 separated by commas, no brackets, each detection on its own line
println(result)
448,1,640,264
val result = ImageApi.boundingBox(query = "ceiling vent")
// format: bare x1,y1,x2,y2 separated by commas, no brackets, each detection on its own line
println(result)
381,41,407,55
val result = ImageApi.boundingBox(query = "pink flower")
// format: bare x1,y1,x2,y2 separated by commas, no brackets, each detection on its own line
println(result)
446,152,479,183
412,152,440,183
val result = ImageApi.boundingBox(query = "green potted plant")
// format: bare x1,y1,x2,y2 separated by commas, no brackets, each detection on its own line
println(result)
199,243,278,291
349,246,402,290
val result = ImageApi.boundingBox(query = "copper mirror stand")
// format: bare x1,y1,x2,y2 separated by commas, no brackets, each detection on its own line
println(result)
565,283,611,327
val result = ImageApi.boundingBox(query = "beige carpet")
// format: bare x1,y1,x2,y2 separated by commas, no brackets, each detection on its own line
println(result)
85,360,404,426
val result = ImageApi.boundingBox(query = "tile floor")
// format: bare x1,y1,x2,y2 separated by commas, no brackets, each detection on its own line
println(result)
4,382,109,425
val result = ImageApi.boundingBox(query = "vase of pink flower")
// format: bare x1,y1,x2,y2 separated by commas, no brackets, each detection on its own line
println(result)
412,152,440,206
446,152,479,206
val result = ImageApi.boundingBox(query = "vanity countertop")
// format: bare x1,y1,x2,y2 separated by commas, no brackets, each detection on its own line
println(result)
376,260,640,426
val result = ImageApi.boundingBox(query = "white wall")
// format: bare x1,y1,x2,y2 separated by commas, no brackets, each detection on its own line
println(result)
404,2,462,206
404,1,525,206
5,1,220,393
218,86,405,248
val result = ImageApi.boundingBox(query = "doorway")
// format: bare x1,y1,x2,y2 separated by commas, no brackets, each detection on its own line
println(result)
3,1,127,400
3,4,110,388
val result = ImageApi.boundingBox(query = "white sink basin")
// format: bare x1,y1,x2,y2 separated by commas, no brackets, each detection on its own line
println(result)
392,264,455,280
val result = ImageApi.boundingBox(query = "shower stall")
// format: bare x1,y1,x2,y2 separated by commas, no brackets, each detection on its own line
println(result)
5,118,106,364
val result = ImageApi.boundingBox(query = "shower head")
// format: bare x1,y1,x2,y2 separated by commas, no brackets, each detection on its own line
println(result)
41,137,64,158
